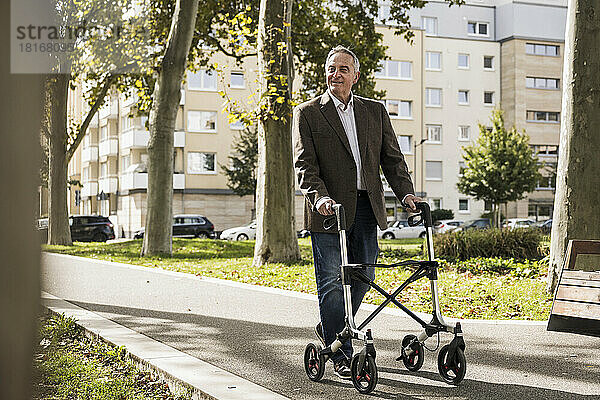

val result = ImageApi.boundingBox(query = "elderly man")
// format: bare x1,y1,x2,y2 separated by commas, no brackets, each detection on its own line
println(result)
293,45,420,379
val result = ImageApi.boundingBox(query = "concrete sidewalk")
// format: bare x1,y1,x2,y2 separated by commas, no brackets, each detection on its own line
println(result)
41,252,600,400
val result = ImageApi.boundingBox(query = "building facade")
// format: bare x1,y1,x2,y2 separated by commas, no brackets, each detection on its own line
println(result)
60,0,567,237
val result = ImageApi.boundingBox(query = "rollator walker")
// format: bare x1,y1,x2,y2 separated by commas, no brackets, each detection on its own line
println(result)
303,202,466,394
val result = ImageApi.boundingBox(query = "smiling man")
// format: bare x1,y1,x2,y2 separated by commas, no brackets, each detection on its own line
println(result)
293,45,421,379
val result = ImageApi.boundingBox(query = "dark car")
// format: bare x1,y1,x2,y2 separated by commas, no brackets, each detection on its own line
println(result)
38,215,116,242
133,214,215,239
533,219,552,234
456,218,491,231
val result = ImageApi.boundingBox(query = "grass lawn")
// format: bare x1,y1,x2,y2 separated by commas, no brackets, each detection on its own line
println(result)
44,238,552,321
33,314,189,400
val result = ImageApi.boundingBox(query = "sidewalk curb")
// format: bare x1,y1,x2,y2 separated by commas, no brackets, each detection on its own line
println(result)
41,291,290,400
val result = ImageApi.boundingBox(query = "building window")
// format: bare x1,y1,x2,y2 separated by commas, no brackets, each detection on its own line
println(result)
425,88,442,107
483,56,494,70
100,162,108,178
230,72,245,88
398,135,412,154
121,154,130,171
426,161,443,181
188,111,217,132
100,125,108,141
426,124,442,143
375,60,412,79
377,3,391,24
526,77,560,90
458,53,470,69
422,16,438,35
526,111,560,123
383,100,412,118
187,152,216,174
468,21,489,36
526,43,559,57
458,90,469,105
458,125,470,141
121,115,133,131
484,91,495,105
425,51,442,70
140,115,148,129
83,133,90,148
188,69,217,91
459,198,470,212
532,145,559,155
429,198,442,210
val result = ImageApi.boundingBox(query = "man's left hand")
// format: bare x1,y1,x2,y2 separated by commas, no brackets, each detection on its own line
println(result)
403,194,423,212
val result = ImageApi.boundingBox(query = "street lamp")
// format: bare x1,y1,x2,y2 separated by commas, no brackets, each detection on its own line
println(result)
414,138,427,195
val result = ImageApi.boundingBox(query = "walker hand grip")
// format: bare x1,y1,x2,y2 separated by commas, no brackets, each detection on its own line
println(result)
408,202,433,228
332,204,346,231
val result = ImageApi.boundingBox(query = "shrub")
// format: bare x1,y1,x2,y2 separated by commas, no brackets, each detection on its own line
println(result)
431,208,454,222
434,228,544,261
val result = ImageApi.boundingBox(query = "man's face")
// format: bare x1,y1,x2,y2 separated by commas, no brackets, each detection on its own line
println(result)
325,52,360,101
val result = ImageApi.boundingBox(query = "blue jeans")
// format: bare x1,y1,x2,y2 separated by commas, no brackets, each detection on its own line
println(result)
310,194,378,363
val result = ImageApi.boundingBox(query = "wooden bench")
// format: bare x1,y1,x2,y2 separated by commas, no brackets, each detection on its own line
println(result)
547,240,600,337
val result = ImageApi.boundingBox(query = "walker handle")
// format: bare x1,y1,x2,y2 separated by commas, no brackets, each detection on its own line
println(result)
332,204,346,231
408,202,433,228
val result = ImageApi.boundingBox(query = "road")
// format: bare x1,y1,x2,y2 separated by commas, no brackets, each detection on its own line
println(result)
42,253,600,400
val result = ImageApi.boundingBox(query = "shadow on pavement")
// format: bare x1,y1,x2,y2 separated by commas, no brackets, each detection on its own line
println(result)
50,298,600,400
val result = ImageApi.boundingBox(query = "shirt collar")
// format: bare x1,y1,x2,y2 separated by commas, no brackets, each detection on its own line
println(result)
328,89,354,112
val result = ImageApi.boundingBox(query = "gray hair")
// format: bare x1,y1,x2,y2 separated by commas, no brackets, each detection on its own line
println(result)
326,45,360,73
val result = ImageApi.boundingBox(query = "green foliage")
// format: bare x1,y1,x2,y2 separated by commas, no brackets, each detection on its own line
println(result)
34,314,189,399
457,109,541,224
434,228,546,261
431,208,454,222
221,126,258,197
442,257,546,278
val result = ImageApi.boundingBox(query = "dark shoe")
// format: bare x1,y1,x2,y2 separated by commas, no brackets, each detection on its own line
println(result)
314,322,325,346
333,359,352,380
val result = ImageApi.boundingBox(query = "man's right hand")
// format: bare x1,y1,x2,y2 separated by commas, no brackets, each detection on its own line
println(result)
317,198,337,216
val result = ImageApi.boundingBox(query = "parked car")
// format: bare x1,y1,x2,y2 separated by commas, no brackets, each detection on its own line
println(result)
454,218,491,232
133,214,215,239
378,220,426,239
220,221,257,241
38,215,116,242
434,219,464,234
502,218,536,229
532,219,552,233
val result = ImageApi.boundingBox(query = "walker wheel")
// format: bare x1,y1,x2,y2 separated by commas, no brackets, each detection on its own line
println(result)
401,334,424,372
304,343,325,381
437,344,467,385
350,353,378,394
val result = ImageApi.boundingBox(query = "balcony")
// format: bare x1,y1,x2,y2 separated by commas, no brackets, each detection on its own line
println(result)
120,171,185,191
98,176,118,193
81,181,98,198
120,128,149,150
174,130,185,147
180,89,185,105
81,146,98,164
89,116,98,128
99,98,118,120
99,138,119,158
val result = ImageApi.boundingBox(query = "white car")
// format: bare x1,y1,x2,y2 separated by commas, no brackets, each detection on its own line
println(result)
502,218,536,229
220,221,257,241
434,219,464,234
378,220,426,239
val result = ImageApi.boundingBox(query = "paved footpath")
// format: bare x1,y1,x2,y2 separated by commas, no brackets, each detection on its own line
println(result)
42,253,600,400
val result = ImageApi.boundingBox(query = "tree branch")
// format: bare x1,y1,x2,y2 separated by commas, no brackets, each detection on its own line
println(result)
66,74,116,162
202,33,257,61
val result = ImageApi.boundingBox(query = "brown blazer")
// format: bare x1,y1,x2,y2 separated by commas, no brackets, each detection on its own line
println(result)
293,91,415,233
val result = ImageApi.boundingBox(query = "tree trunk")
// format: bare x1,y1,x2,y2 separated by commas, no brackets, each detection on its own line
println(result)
548,0,600,293
0,2,45,395
141,0,198,256
47,74,72,245
253,0,301,265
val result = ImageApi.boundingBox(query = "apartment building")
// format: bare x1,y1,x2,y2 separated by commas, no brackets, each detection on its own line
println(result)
62,0,567,237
